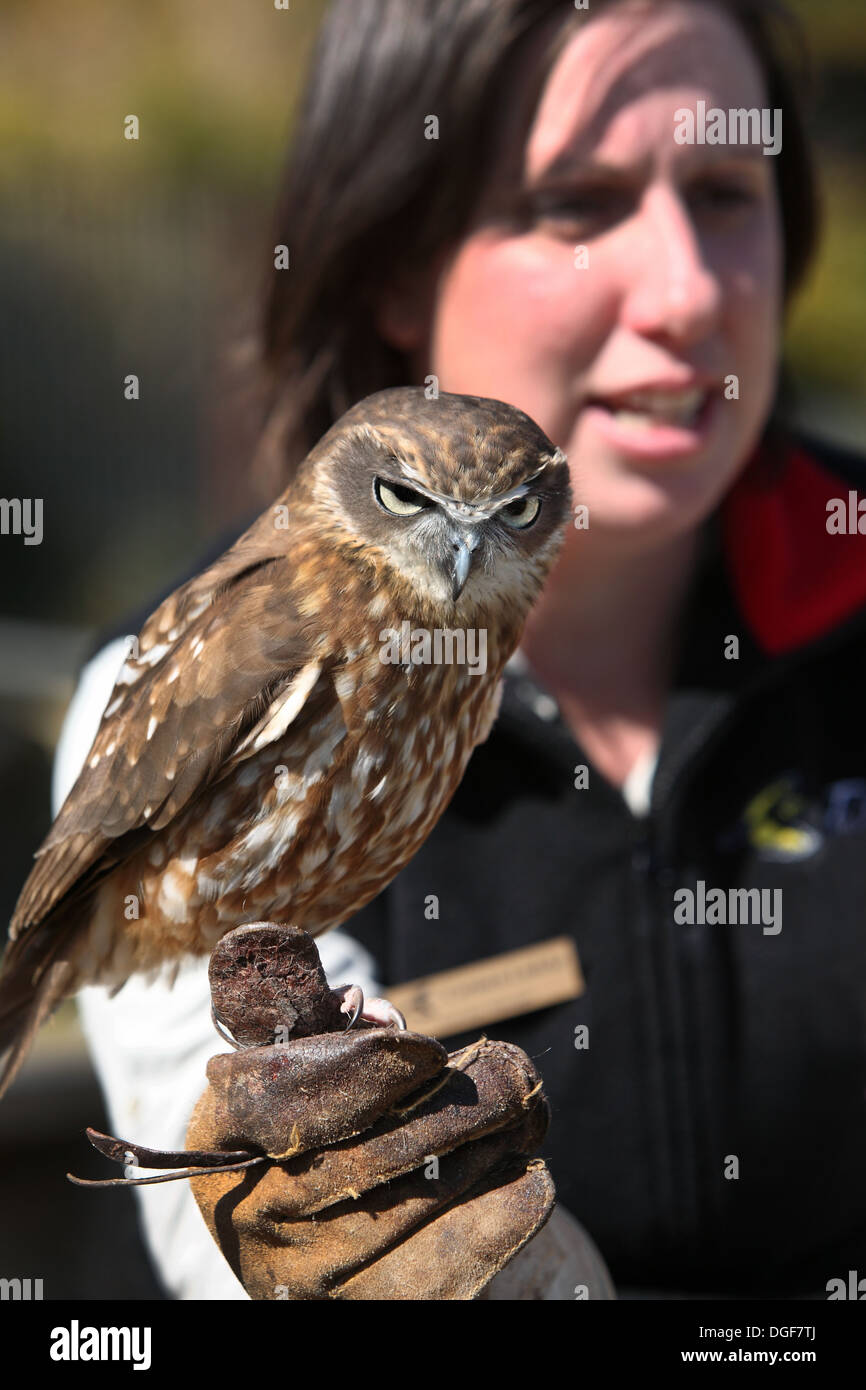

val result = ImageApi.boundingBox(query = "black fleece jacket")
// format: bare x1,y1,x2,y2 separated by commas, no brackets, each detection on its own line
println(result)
344,432,866,1296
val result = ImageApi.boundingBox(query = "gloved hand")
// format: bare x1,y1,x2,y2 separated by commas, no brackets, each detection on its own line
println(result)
185,923,555,1300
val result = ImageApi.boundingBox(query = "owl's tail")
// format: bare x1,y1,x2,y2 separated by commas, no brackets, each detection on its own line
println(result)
0,920,76,1102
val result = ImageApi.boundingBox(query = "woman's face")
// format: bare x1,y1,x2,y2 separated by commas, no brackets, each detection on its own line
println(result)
386,0,783,545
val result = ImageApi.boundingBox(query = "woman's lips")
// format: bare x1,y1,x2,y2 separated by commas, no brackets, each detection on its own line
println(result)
583,387,717,460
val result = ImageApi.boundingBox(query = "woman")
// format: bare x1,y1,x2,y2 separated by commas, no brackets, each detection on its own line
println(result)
57,0,866,1297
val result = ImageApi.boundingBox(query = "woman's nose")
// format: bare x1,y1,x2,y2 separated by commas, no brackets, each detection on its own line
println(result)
620,184,722,346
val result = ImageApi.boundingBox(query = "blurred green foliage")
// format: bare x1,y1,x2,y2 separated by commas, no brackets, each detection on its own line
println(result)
0,0,862,402
787,0,866,59
0,0,325,191
787,162,866,395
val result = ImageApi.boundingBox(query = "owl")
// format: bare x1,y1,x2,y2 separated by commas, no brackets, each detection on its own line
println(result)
0,387,571,1096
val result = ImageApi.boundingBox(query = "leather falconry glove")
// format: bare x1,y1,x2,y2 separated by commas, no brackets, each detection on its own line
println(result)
183,924,556,1300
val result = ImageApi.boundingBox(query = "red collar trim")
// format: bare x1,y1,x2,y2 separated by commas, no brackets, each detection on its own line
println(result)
721,443,866,656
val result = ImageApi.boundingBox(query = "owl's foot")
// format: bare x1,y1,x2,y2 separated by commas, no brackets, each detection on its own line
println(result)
336,984,407,1031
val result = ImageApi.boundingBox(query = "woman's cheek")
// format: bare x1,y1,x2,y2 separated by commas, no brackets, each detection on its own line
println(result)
500,235,610,362
432,233,601,394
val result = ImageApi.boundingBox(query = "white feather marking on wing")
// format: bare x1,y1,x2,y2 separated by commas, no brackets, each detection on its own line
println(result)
230,661,323,760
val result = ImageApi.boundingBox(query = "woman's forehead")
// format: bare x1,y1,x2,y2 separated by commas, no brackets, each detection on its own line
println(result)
512,3,770,178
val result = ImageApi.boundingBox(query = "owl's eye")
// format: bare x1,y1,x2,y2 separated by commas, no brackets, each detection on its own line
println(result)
373,478,429,517
500,495,541,529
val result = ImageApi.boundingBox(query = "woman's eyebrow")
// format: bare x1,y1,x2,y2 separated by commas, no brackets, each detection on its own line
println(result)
528,143,768,186
526,153,647,185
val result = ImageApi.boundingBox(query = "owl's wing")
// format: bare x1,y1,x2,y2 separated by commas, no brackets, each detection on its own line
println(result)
10,528,326,939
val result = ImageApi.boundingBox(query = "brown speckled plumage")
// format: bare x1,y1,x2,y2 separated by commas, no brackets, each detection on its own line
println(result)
0,387,571,1095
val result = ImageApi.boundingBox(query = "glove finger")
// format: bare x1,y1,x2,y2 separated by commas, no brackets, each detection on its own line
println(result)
190,1029,447,1159
203,1111,550,1300
333,1159,556,1301
249,1038,548,1217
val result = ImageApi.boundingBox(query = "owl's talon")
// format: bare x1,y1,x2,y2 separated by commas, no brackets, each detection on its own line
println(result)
211,1005,243,1050
337,984,364,1029
336,985,406,1031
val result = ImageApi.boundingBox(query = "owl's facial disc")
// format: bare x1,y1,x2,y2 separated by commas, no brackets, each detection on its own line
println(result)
316,410,571,613
373,475,484,600
370,472,548,605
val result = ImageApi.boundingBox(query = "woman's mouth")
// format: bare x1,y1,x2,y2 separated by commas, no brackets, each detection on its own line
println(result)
583,386,716,460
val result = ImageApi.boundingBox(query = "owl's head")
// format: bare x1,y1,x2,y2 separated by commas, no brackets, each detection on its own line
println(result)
305,387,572,613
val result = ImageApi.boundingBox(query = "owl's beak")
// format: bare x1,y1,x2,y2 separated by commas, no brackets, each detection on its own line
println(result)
448,528,481,601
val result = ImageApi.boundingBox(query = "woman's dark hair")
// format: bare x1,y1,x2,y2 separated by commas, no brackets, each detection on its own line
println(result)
249,0,819,494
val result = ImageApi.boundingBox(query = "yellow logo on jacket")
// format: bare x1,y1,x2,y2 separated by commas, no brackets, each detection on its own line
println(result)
742,778,823,860
731,773,866,862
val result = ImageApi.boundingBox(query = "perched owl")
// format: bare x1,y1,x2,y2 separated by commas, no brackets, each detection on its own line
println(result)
0,387,571,1096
